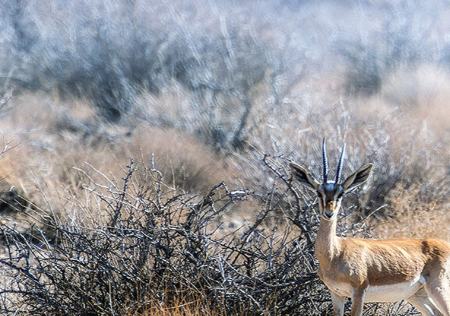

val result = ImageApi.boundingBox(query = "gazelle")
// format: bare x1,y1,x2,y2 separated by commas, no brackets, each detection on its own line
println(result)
290,139,450,316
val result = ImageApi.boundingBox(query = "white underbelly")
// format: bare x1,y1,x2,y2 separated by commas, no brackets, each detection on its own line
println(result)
364,280,423,302
325,276,424,303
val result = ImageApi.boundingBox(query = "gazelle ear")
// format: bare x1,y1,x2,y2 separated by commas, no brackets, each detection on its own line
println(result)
290,162,321,190
342,163,374,192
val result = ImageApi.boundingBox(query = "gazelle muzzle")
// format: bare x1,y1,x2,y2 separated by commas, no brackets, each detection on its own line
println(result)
323,201,335,219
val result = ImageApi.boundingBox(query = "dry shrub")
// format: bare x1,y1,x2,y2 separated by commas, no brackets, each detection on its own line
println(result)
0,93,236,242
0,152,419,315
0,160,327,315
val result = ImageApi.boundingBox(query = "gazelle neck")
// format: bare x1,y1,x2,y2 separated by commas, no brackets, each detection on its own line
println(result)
315,215,342,266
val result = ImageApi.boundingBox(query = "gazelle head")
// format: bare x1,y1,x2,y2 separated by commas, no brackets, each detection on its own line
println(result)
290,139,374,220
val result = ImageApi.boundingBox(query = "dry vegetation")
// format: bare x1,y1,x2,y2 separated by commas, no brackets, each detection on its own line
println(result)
0,0,450,315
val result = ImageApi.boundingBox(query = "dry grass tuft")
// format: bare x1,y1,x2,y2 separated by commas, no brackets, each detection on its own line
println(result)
374,184,450,240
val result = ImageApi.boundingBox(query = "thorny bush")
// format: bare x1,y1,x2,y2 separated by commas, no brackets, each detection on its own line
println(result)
0,158,410,315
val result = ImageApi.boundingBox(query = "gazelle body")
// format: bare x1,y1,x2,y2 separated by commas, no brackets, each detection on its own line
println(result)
290,139,450,316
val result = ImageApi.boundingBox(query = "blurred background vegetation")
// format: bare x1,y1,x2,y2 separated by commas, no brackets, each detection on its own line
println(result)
0,0,449,314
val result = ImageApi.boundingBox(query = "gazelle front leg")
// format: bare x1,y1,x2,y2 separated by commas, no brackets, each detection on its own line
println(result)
330,292,345,316
351,288,366,316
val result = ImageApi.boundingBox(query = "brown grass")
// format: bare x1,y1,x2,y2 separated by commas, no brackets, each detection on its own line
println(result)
373,184,450,240
124,290,227,316
0,92,233,199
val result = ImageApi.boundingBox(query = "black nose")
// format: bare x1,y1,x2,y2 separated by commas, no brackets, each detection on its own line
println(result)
324,209,334,219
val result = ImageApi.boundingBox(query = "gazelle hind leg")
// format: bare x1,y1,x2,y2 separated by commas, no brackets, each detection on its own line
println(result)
425,286,450,316
424,272,450,316
407,287,444,316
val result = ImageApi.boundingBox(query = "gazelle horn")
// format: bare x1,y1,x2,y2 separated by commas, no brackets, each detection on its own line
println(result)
335,143,346,184
322,138,328,183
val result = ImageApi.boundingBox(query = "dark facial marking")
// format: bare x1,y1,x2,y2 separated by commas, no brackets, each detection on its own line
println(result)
318,183,345,220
